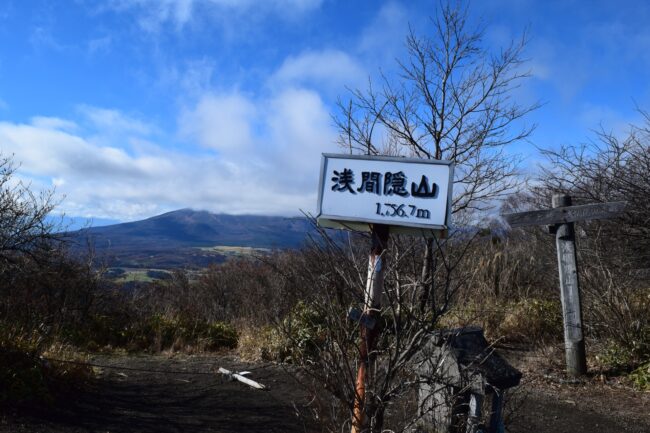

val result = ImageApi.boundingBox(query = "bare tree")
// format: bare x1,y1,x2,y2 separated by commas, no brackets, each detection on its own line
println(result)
280,3,538,432
0,154,101,350
537,112,650,264
0,154,60,267
335,2,538,319
336,3,537,216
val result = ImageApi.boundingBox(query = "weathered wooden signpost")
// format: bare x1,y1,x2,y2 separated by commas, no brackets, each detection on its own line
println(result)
502,194,626,376
316,154,454,433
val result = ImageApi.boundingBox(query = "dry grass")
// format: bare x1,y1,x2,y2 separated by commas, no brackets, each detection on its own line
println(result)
234,324,283,362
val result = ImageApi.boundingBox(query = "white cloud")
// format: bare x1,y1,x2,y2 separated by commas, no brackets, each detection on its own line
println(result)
2,0,367,221
0,86,338,221
358,1,410,68
271,49,366,93
106,0,323,32
29,26,67,52
154,58,217,101
179,86,339,200
104,0,194,31
178,58,216,96
502,2,650,106
201,0,323,12
578,104,640,139
179,92,256,152
30,116,79,132
78,105,155,136
0,119,170,180
264,88,338,192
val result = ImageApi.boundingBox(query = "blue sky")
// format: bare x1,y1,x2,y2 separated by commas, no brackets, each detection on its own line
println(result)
0,0,648,223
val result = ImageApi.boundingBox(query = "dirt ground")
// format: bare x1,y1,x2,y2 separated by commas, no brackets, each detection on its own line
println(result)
1,353,648,433
1,354,313,433
508,379,650,433
506,348,650,433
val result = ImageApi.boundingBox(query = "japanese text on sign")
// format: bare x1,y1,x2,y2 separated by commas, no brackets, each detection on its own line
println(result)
331,169,438,199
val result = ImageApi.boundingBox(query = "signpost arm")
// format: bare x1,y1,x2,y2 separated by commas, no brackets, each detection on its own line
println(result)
553,194,588,376
352,224,389,433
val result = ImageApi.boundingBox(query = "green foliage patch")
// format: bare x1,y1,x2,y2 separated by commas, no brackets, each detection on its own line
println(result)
628,361,650,391
274,301,328,363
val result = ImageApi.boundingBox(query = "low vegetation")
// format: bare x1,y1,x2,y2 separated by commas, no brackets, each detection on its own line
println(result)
1,117,649,429
0,139,646,428
0,141,649,414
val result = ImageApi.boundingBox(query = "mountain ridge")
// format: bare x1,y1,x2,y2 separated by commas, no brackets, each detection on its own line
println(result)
65,208,317,268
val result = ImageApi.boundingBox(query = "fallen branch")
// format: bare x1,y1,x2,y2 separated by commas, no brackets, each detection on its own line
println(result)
218,367,266,390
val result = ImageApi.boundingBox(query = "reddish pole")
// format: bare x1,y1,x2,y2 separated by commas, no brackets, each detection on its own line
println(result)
352,224,389,433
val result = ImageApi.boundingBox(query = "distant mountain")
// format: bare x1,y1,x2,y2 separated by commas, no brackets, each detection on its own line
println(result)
75,208,314,249
65,209,317,269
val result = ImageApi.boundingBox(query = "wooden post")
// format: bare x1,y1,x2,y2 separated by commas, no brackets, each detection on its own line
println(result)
552,194,587,377
352,224,389,433
502,196,627,376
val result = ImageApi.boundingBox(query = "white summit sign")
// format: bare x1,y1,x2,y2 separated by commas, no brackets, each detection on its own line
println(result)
317,154,454,235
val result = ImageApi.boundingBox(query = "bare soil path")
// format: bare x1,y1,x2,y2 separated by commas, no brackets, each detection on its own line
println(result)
1,354,313,433
1,353,648,433
507,349,650,433
509,382,650,433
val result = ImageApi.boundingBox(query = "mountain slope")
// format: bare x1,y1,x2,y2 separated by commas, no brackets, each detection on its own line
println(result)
66,209,316,268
